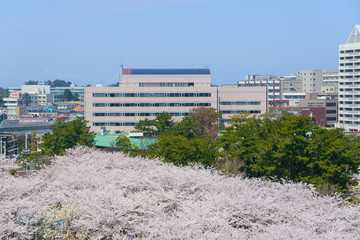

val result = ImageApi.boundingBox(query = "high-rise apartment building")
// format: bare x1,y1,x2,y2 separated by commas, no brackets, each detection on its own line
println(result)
338,24,360,132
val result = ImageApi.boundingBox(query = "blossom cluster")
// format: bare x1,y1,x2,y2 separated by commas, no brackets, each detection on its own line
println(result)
1,147,360,239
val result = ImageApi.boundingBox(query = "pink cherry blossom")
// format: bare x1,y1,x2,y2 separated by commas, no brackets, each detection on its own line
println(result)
1,146,360,239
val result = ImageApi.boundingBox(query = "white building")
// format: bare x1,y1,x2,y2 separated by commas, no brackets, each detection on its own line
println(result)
239,74,281,101
338,24,360,132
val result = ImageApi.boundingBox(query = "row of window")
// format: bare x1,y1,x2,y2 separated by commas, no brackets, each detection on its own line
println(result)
340,114,360,118
93,112,189,117
221,110,261,114
307,103,324,107
92,92,212,98
340,69,360,72
298,72,317,76
340,81,360,85
339,95,360,98
339,121,360,125
219,101,261,105
340,56,360,60
93,122,138,126
92,102,212,107
340,49,360,53
339,88,360,91
339,101,360,104
340,62,360,66
340,107,360,111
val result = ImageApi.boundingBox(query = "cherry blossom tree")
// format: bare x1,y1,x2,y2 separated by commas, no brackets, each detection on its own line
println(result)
1,147,360,239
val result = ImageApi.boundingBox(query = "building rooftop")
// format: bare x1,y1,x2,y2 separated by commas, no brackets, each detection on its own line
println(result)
122,68,210,75
346,24,360,44
94,134,158,150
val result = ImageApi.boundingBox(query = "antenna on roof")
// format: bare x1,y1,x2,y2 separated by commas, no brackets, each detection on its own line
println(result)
119,65,123,81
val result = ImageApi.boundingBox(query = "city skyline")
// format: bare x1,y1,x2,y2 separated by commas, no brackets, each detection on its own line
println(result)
1,0,360,88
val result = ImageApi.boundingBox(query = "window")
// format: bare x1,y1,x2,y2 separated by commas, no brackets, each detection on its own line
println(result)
326,103,336,107
326,110,336,114
326,117,336,121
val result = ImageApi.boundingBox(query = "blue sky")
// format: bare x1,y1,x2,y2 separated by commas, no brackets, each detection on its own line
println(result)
1,0,359,87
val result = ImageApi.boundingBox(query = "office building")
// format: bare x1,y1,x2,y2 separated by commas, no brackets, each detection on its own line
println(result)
297,70,324,93
85,68,267,132
239,74,281,100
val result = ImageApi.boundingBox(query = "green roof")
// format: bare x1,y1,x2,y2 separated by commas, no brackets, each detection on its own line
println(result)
94,134,158,150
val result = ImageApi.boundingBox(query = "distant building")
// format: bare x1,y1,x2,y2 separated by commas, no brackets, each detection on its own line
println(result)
298,93,338,127
297,70,324,93
85,68,267,132
282,92,306,107
239,74,280,101
338,24,360,132
279,74,303,98
269,100,326,127
3,93,25,120
50,83,85,102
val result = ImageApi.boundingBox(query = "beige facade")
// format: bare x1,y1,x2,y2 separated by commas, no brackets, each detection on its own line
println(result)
297,70,324,93
85,69,267,132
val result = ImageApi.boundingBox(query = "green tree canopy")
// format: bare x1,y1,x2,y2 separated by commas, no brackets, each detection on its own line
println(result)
134,112,174,136
218,112,360,194
115,135,138,154
73,93,80,101
62,89,73,101
42,117,95,156
22,93,31,106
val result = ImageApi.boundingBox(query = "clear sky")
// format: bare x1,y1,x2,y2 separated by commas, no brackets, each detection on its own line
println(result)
1,0,360,88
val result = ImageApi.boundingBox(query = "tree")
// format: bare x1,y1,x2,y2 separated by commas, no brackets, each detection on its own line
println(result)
147,108,220,167
1,147,360,239
134,118,157,136
62,89,73,101
148,135,216,167
170,107,221,140
24,80,39,85
73,92,80,101
134,112,174,136
115,135,138,154
218,112,360,194
0,87,9,106
22,93,31,106
51,79,72,87
42,117,95,155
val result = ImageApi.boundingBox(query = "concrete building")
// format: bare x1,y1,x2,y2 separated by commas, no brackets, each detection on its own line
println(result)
51,83,85,102
279,74,303,98
282,92,306,107
298,93,338,127
85,68,267,132
338,24,360,132
269,100,326,127
322,70,339,93
3,93,25,120
238,74,281,100
297,70,324,93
